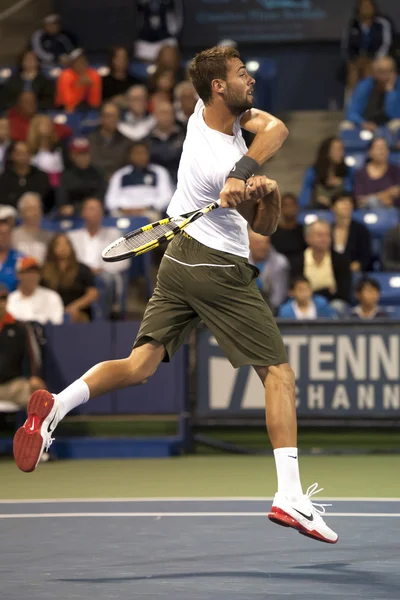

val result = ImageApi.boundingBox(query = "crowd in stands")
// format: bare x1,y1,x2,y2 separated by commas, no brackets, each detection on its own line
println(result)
0,4,398,341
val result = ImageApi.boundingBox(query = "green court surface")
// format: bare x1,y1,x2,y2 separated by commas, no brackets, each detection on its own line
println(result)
1,454,400,500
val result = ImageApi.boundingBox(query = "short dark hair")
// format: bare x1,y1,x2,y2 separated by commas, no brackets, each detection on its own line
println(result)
290,275,311,290
281,192,298,203
131,140,149,152
331,192,356,207
355,277,381,294
189,46,241,105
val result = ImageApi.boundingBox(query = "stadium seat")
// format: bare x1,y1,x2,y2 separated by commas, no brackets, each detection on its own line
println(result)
0,66,14,84
41,65,63,80
345,152,366,169
352,208,400,239
340,129,372,152
297,210,334,226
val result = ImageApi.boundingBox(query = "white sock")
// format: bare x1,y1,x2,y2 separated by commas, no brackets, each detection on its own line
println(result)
273,447,303,502
56,379,90,420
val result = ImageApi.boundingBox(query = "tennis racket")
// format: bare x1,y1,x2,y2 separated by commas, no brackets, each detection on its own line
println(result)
102,199,221,262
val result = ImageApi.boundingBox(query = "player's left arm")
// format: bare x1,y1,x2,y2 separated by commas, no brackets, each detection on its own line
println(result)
240,108,288,165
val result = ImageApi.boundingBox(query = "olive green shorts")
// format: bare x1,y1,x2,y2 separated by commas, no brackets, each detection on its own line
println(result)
133,234,287,368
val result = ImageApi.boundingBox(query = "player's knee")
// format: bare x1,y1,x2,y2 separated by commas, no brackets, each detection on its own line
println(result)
128,342,164,384
268,363,295,391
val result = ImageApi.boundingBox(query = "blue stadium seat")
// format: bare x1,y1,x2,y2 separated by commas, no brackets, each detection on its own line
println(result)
345,152,366,170
41,66,63,80
0,66,14,84
352,272,400,306
390,152,400,166
297,210,334,226
41,218,84,232
340,129,371,151
352,208,400,239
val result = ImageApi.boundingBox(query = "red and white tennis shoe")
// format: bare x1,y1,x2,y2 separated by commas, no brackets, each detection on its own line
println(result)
268,483,338,544
13,390,60,473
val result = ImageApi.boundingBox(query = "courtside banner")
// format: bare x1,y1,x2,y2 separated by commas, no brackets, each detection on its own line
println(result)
196,322,400,418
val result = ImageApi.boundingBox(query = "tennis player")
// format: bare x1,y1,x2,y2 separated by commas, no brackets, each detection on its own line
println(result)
14,47,337,544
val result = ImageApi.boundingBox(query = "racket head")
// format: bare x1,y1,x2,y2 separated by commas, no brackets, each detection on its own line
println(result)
102,217,184,262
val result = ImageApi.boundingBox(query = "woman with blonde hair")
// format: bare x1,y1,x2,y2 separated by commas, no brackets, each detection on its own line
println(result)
41,233,98,323
27,115,64,186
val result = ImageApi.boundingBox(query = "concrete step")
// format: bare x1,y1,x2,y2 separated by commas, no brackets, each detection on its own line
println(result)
269,110,344,195
0,0,52,64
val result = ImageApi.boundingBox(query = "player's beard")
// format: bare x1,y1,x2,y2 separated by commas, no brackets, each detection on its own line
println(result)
224,83,253,115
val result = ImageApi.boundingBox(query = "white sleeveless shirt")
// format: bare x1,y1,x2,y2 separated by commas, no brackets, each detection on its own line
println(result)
167,99,250,258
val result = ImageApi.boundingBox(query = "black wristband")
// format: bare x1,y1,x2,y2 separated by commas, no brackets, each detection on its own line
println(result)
227,155,258,182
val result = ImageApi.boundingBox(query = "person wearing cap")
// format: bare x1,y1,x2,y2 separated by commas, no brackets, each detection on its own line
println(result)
0,219,25,292
0,283,46,411
55,49,101,113
88,102,132,180
7,257,64,326
57,137,106,216
31,14,77,66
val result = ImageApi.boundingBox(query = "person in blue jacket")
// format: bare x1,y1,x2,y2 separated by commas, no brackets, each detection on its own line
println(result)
278,276,337,320
342,0,393,92
345,56,400,133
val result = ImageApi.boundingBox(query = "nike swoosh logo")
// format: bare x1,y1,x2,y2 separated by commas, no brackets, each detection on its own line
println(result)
288,455,297,459
29,422,35,432
293,508,314,522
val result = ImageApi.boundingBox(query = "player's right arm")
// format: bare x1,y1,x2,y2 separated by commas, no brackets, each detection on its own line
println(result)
220,110,288,209
240,108,288,166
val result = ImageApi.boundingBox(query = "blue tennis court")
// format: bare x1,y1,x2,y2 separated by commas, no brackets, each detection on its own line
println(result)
1,498,400,600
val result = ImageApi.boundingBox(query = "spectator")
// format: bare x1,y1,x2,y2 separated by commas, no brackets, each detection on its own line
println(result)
0,117,11,171
8,91,38,142
342,0,393,92
134,1,183,62
0,141,53,212
55,49,101,113
155,45,185,82
354,137,400,207
1,50,54,111
300,137,353,209
249,231,290,312
31,14,77,66
174,81,197,126
382,223,400,271
270,193,306,269
0,283,45,411
27,115,64,187
343,56,400,132
102,46,140,105
7,257,64,325
105,141,174,216
8,91,71,143
291,219,352,310
0,219,24,292
148,67,176,110
57,138,105,216
148,101,185,183
88,102,132,180
69,198,130,318
331,192,372,271
41,233,98,322
12,193,52,264
118,85,156,141
278,276,337,319
350,276,389,318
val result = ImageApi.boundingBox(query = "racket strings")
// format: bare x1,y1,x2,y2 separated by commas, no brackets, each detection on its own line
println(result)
127,222,177,248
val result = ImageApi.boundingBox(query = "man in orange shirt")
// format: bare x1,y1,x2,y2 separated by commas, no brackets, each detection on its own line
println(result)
55,49,101,112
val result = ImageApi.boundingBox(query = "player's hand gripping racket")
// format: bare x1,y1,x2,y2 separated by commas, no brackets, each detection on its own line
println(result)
102,199,221,262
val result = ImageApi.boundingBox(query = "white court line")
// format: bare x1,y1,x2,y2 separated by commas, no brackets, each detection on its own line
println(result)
1,512,400,519
1,497,400,504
